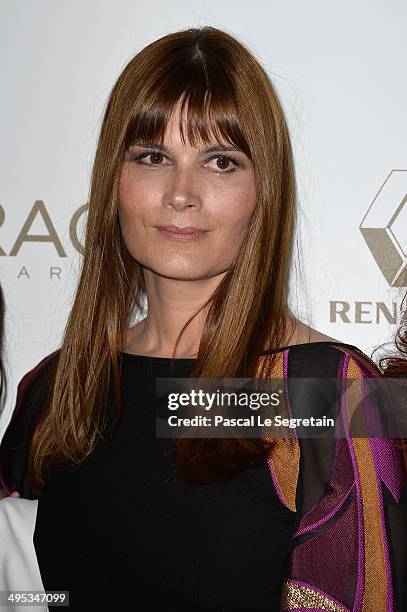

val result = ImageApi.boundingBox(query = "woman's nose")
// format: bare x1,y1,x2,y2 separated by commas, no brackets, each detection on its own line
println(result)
163,169,202,211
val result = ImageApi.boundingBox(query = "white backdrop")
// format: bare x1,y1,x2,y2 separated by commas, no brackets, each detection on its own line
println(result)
0,0,406,437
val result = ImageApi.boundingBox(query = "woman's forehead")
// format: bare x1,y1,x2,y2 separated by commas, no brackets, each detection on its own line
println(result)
125,90,248,156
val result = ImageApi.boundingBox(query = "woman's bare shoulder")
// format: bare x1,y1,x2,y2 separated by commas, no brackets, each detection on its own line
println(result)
283,318,340,347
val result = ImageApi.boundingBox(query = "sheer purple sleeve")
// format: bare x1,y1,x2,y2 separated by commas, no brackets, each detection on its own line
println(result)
266,347,407,611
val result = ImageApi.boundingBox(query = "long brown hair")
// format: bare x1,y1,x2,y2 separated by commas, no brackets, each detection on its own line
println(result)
28,26,298,495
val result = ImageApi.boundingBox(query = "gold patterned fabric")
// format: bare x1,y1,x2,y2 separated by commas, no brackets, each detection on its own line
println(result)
257,351,300,513
344,357,388,610
281,579,349,611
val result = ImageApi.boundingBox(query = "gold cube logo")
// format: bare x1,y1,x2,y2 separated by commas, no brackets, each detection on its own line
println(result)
360,170,407,287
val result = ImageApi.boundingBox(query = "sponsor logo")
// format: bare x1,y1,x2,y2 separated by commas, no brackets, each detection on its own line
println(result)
0,200,88,279
329,300,403,324
360,169,407,287
330,171,406,324
0,200,88,257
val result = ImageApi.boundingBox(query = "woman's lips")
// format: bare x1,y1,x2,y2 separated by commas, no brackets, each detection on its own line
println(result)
155,226,209,241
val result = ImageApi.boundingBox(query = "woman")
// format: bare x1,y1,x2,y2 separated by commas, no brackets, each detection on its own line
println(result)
0,26,406,611
0,285,46,605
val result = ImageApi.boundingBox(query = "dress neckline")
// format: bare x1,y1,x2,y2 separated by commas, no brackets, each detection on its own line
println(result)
119,340,359,363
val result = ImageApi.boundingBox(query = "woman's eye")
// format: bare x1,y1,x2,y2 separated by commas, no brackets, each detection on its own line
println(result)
206,155,239,173
133,150,165,165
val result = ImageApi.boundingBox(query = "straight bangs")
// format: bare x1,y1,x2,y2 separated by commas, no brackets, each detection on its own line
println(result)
122,45,253,161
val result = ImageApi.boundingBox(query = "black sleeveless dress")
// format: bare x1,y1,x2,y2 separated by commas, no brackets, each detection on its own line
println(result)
34,351,299,611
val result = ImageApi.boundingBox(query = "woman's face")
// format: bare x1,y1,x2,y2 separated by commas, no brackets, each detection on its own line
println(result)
118,105,256,281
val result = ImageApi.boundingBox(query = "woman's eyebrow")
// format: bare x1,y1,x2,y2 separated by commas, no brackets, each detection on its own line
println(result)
131,142,243,154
